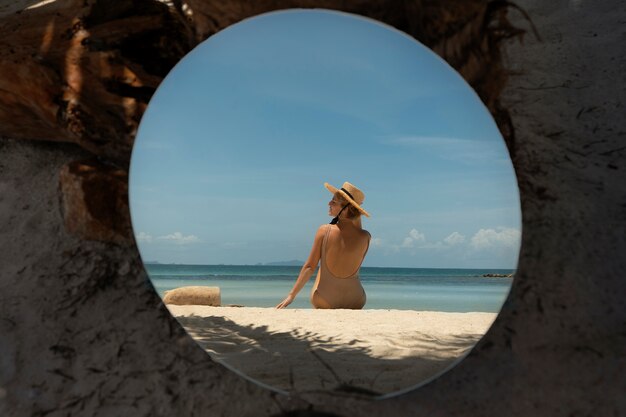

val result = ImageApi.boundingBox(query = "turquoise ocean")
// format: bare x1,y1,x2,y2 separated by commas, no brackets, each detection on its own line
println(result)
146,264,514,312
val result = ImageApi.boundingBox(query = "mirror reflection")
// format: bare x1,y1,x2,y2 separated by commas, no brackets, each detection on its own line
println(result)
129,9,520,395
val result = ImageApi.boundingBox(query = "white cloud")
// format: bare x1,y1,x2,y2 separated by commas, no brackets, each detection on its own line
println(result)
136,232,153,243
373,227,520,261
444,232,465,246
156,232,200,245
401,237,414,248
470,227,520,250
409,229,426,242
400,229,426,248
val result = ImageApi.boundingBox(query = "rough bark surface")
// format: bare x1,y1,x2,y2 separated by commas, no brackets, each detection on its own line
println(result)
59,158,132,244
0,0,193,165
1,0,624,416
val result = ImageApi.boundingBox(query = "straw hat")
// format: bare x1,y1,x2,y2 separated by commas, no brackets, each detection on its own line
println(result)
324,181,370,217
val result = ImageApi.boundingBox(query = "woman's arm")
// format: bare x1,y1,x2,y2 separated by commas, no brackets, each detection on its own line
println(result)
276,225,327,309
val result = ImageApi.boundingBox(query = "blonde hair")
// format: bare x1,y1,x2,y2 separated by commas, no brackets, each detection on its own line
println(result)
335,192,361,219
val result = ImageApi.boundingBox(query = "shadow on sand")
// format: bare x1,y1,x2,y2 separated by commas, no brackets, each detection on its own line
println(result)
176,314,484,396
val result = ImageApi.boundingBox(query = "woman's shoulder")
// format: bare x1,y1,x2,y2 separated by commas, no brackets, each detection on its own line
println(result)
314,224,332,237
351,226,371,242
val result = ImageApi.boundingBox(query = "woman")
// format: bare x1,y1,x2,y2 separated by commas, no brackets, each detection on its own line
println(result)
276,181,371,309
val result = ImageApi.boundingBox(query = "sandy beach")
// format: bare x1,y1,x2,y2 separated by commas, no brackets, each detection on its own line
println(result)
167,306,497,395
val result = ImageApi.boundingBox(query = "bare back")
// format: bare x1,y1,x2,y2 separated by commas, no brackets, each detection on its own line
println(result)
324,225,371,278
310,223,370,309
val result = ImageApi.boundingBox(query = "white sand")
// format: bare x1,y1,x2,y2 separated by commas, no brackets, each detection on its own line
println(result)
167,306,497,394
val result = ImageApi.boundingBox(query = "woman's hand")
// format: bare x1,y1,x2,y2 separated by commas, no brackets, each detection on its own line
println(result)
276,294,294,309
276,226,325,309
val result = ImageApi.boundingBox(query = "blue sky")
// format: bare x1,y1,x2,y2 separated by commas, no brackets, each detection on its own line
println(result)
129,9,521,268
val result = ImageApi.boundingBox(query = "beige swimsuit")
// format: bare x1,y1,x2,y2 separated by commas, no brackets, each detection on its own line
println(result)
310,224,369,309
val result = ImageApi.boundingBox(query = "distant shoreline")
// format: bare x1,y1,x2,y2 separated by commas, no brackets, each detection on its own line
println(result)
258,260,304,266
481,273,515,278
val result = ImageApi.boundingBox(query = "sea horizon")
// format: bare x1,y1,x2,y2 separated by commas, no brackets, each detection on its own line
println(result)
143,260,516,270
144,263,514,312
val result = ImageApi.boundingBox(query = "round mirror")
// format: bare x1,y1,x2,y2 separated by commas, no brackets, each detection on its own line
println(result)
129,9,520,395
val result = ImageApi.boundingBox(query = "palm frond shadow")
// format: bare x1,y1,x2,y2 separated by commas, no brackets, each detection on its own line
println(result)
175,314,484,395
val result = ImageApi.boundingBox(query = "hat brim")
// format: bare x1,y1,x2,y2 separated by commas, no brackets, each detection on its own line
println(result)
324,182,370,217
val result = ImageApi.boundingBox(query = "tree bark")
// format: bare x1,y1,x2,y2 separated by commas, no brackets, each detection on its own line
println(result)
0,0,193,166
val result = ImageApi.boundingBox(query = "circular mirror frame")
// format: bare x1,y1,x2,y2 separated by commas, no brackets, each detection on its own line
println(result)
129,7,520,397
